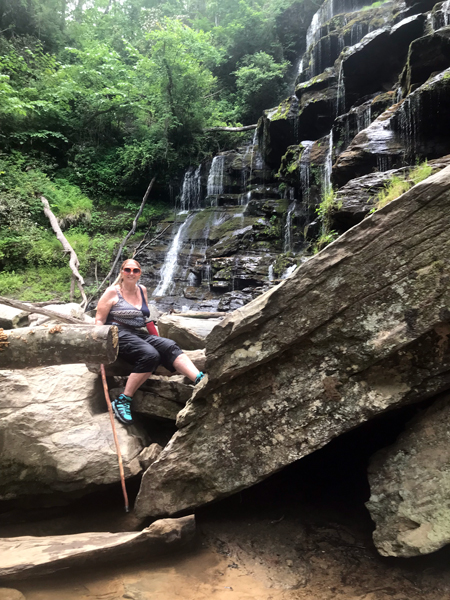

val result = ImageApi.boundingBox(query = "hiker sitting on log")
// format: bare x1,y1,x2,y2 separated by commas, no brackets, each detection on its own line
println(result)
95,258,205,425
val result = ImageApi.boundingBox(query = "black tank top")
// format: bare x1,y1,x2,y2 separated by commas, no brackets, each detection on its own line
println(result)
106,286,150,329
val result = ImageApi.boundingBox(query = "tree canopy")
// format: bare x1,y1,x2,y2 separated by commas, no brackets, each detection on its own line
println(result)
0,0,309,299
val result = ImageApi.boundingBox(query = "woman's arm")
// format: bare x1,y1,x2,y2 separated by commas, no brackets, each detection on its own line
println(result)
95,287,117,325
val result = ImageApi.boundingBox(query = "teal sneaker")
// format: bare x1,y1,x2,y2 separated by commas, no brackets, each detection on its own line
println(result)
112,393,133,425
194,372,205,385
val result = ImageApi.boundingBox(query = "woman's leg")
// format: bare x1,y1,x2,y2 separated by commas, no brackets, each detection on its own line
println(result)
147,335,204,383
173,353,200,382
124,372,152,396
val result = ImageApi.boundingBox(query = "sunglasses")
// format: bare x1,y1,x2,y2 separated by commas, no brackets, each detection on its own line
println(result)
123,267,141,274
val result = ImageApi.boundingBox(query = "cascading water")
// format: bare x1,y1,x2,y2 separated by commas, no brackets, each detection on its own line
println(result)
284,200,296,253
356,102,371,132
207,155,225,198
153,213,195,296
324,130,334,193
299,141,314,207
180,165,202,211
336,61,346,117
443,0,450,25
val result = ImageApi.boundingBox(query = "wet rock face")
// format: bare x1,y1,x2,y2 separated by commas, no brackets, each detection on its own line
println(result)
261,71,338,169
330,168,405,231
333,68,450,186
400,26,450,96
367,393,450,557
340,15,425,110
134,167,450,519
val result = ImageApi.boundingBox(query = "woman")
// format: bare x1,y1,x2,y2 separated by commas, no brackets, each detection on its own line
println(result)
95,258,204,425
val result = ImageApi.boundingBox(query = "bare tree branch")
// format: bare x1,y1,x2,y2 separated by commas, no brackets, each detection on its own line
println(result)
0,296,85,324
133,225,171,259
41,196,88,308
90,176,156,300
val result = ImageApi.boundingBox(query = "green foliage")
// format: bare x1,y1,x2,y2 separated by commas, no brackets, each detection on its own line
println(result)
374,161,433,211
313,187,342,253
409,160,433,184
0,267,83,302
361,0,390,10
234,52,289,123
0,0,314,300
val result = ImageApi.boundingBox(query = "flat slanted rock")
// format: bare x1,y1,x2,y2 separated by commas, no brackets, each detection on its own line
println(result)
0,516,195,580
367,392,450,557
135,166,450,519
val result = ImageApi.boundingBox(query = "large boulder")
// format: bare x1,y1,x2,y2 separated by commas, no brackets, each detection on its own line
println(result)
111,375,191,421
0,364,148,500
157,315,222,350
135,165,450,519
28,303,89,326
366,392,450,557
0,305,28,329
331,154,450,232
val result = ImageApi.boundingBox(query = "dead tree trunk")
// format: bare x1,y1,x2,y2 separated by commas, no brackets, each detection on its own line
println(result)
41,196,87,308
0,325,118,369
204,124,257,132
0,296,84,324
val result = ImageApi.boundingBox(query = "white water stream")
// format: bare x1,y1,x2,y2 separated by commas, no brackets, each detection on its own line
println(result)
153,213,195,296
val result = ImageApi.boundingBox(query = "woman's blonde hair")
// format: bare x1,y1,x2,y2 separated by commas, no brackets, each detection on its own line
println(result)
112,259,142,287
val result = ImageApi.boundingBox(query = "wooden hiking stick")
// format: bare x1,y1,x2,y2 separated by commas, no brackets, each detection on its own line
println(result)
100,364,130,513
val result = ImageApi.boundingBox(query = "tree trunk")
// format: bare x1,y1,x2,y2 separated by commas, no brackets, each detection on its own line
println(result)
0,325,118,369
41,196,87,308
0,296,84,324
205,125,257,132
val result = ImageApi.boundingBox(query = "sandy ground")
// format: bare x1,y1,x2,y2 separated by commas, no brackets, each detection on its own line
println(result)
7,502,450,600
4,416,450,600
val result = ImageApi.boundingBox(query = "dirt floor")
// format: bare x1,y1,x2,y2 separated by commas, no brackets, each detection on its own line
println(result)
6,502,450,600
4,410,450,600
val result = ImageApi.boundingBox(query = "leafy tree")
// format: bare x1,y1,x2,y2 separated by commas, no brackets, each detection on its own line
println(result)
234,51,288,123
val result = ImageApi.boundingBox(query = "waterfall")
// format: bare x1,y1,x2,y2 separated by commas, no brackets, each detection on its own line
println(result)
444,0,450,25
284,200,296,253
180,165,202,211
397,92,421,163
268,263,274,282
207,155,225,197
153,213,194,296
336,61,345,116
282,264,297,278
324,130,334,193
299,141,314,206
356,102,371,132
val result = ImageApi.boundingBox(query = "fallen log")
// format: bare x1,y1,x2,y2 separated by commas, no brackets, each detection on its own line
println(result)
205,124,257,132
0,296,85,325
0,325,118,369
0,515,195,580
